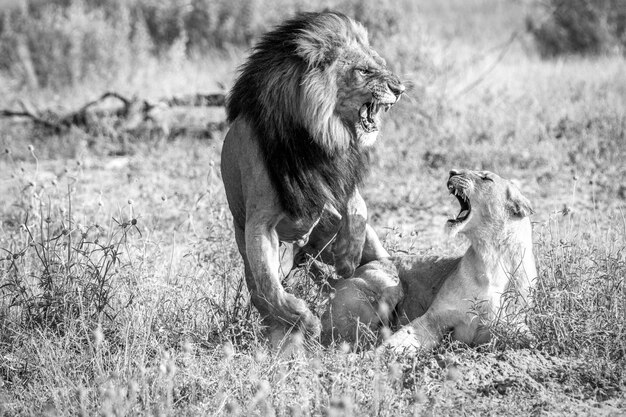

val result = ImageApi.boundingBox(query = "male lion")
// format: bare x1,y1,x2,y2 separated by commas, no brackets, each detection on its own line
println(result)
221,11,405,347
321,169,537,353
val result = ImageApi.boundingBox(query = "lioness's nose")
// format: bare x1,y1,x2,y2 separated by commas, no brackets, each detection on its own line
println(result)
449,169,460,179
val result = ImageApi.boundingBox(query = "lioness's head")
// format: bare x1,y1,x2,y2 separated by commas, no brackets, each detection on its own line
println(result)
228,11,405,151
445,169,534,239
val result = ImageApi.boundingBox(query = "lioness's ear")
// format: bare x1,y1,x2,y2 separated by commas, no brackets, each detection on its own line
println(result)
506,184,534,218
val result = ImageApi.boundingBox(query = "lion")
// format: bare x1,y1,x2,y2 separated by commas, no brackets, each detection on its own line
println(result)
321,169,537,353
220,11,405,348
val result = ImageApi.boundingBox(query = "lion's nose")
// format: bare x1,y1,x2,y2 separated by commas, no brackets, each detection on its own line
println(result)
449,169,460,179
389,82,405,98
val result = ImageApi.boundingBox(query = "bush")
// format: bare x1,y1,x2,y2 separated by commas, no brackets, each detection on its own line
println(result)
0,167,139,333
527,0,626,58
0,0,414,88
0,1,149,89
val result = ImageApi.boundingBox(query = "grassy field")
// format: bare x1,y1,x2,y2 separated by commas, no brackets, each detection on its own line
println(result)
1,1,625,415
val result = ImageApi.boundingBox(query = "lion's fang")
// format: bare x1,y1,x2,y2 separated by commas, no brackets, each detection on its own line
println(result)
359,104,368,118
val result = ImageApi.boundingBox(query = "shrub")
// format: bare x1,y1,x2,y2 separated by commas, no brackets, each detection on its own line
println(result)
0,0,414,88
0,187,138,334
526,0,626,58
0,1,148,88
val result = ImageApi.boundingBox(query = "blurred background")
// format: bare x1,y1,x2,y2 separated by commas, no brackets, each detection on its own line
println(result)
0,0,624,90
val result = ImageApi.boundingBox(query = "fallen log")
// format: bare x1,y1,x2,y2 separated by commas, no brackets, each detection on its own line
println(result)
0,91,227,138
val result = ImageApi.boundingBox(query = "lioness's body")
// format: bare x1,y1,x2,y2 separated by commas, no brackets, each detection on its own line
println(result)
322,170,537,352
221,12,404,347
392,215,536,349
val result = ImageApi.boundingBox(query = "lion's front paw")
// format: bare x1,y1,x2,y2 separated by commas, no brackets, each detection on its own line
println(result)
280,293,321,338
300,311,322,338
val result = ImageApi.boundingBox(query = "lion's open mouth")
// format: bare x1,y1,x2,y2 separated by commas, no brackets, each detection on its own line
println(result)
447,185,471,224
359,101,393,133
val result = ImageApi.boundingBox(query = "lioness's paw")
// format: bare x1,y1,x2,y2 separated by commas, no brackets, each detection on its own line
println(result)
380,328,422,355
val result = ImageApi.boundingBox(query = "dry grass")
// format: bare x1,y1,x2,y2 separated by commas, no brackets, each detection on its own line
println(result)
1,1,625,415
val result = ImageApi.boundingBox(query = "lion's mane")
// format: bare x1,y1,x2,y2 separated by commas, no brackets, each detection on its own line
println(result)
227,12,371,220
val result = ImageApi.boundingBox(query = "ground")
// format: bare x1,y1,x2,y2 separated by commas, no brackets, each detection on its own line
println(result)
0,1,625,415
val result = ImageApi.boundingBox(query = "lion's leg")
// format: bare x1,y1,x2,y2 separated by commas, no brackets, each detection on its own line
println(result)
332,188,368,278
235,222,319,348
301,199,402,346
234,224,272,320
302,192,389,272
243,215,321,344
361,224,390,263
241,258,301,349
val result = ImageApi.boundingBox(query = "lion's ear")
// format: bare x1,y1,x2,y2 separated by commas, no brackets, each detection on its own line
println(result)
295,30,338,68
506,184,534,218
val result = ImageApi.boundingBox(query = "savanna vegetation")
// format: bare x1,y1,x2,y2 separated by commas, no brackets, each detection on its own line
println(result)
0,0,624,415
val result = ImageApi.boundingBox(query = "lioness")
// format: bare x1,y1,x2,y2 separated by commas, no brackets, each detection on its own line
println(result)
321,169,537,352
221,11,405,347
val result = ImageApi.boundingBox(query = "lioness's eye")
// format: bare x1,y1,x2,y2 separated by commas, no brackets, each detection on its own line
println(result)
482,175,494,182
356,67,371,76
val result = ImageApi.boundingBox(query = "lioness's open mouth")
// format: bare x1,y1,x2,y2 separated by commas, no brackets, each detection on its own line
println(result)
447,185,471,225
359,100,393,133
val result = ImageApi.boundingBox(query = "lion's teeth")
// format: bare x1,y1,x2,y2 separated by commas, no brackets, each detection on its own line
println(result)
359,104,368,118
458,210,469,218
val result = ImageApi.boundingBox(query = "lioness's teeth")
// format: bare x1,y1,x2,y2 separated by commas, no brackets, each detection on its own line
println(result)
458,210,469,218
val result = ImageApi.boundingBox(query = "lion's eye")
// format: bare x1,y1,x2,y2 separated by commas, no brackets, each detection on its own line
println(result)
482,175,494,182
356,67,371,76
